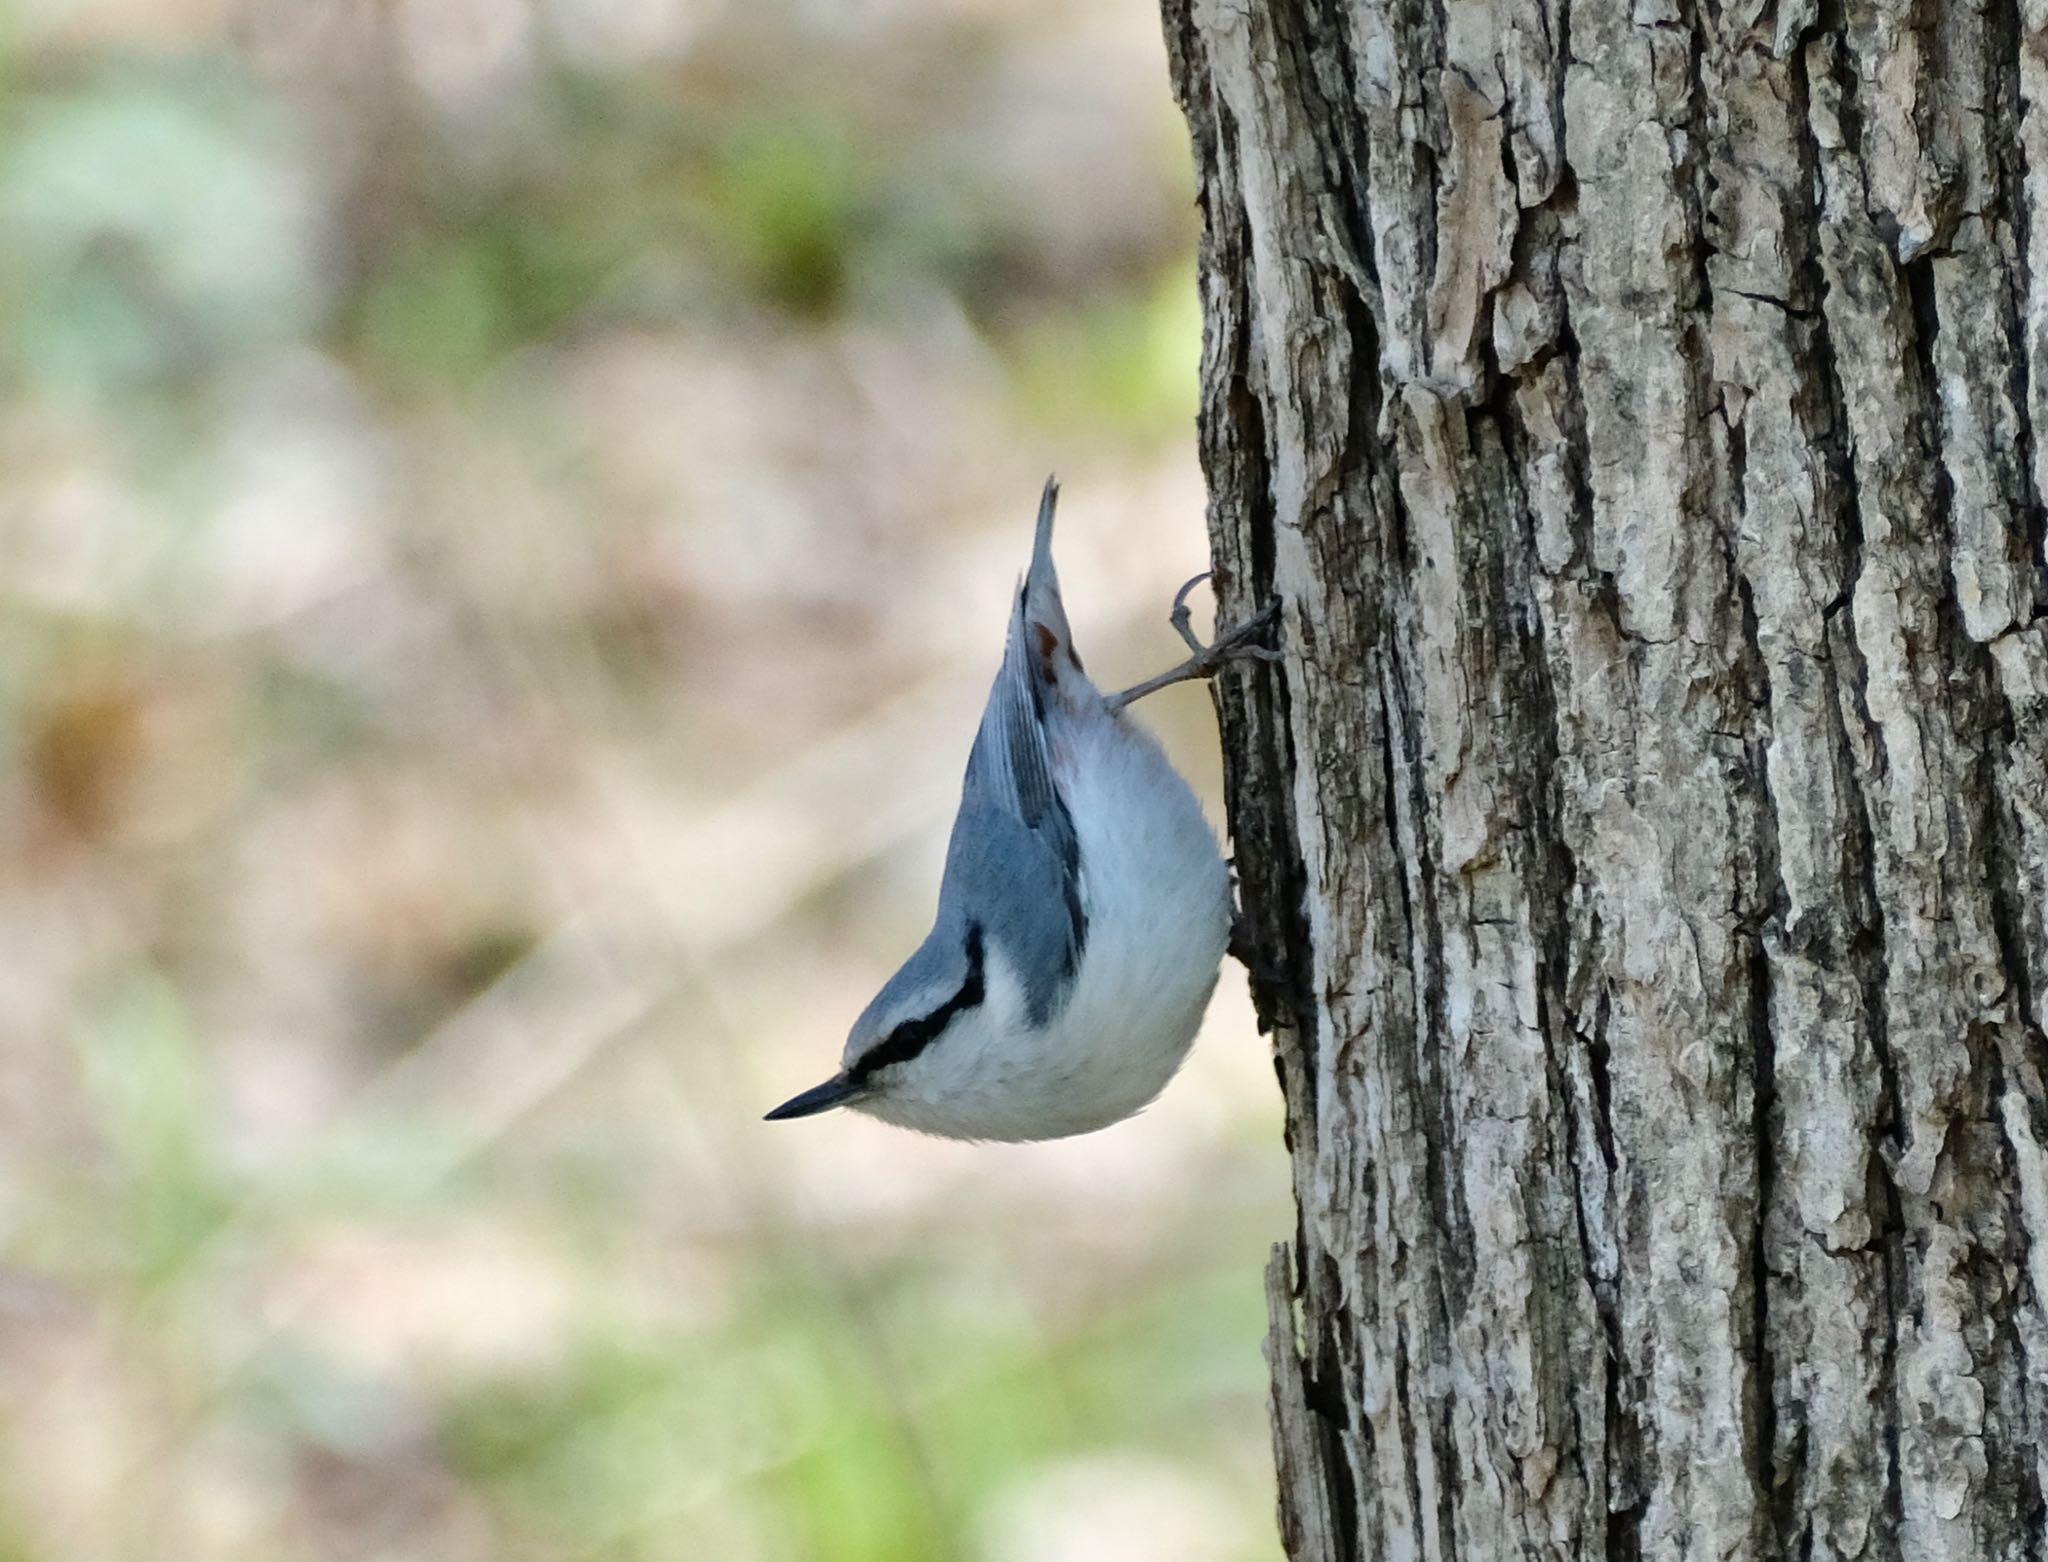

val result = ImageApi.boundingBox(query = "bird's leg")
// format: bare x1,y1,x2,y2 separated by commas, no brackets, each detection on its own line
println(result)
1106,574,1282,713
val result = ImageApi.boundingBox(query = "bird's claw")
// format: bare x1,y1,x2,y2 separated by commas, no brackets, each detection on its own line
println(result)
1103,584,1283,712
1191,602,1283,677
1170,578,1282,671
1170,572,1214,655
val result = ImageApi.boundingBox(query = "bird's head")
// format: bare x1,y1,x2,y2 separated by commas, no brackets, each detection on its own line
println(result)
764,921,989,1126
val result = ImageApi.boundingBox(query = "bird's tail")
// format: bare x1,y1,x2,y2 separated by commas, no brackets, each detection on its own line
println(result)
1020,474,1080,674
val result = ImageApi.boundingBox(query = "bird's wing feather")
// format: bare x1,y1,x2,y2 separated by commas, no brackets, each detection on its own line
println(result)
947,479,1086,1021
964,598,1067,818
938,802,1082,1026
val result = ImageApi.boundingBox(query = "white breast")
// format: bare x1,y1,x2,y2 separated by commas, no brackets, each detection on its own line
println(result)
866,701,1232,1142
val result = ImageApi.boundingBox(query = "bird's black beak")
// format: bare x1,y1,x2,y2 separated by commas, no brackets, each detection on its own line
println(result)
764,1073,863,1122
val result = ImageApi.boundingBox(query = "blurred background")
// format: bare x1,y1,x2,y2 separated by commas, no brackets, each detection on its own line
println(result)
0,1,1288,1558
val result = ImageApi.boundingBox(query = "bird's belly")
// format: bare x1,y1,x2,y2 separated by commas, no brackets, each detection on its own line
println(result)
1005,714,1232,1137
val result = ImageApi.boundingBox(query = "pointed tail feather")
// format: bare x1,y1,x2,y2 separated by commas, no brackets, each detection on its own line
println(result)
1021,474,1075,659
1029,475,1059,589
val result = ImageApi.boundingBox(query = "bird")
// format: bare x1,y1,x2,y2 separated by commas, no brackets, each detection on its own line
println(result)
764,477,1279,1142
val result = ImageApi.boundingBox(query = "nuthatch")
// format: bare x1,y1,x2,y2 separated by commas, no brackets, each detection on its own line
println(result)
766,478,1278,1141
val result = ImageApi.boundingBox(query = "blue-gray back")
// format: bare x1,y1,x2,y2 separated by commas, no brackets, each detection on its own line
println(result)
939,489,1087,1024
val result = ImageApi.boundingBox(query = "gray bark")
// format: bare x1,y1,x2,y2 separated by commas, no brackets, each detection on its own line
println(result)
1158,0,2048,1556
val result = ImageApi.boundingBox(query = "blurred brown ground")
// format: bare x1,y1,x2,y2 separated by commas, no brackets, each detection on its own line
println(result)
0,3,1289,1559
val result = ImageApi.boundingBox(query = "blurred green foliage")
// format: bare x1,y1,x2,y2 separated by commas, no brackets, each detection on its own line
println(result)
71,968,233,1286
1006,272,1202,442
0,62,317,395
0,38,1197,432
695,122,867,317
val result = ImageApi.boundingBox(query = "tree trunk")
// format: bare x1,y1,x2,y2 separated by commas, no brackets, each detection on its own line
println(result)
1160,0,2048,1556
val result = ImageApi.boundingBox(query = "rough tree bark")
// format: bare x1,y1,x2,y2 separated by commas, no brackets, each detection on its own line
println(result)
1160,0,2048,1556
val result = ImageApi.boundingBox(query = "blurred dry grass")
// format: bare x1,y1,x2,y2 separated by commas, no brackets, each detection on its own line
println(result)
0,3,1288,1559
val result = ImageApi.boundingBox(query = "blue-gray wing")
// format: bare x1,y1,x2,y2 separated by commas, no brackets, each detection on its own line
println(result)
948,579,1086,1022
938,801,1082,1026
965,478,1075,848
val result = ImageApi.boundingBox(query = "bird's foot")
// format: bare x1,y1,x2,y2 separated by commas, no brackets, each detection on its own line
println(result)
1106,576,1282,712
1169,572,1283,663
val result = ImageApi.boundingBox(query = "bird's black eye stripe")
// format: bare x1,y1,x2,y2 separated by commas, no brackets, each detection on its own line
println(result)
850,924,986,1082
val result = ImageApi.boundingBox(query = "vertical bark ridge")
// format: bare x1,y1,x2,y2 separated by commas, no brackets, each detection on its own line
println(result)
1162,0,2048,1555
